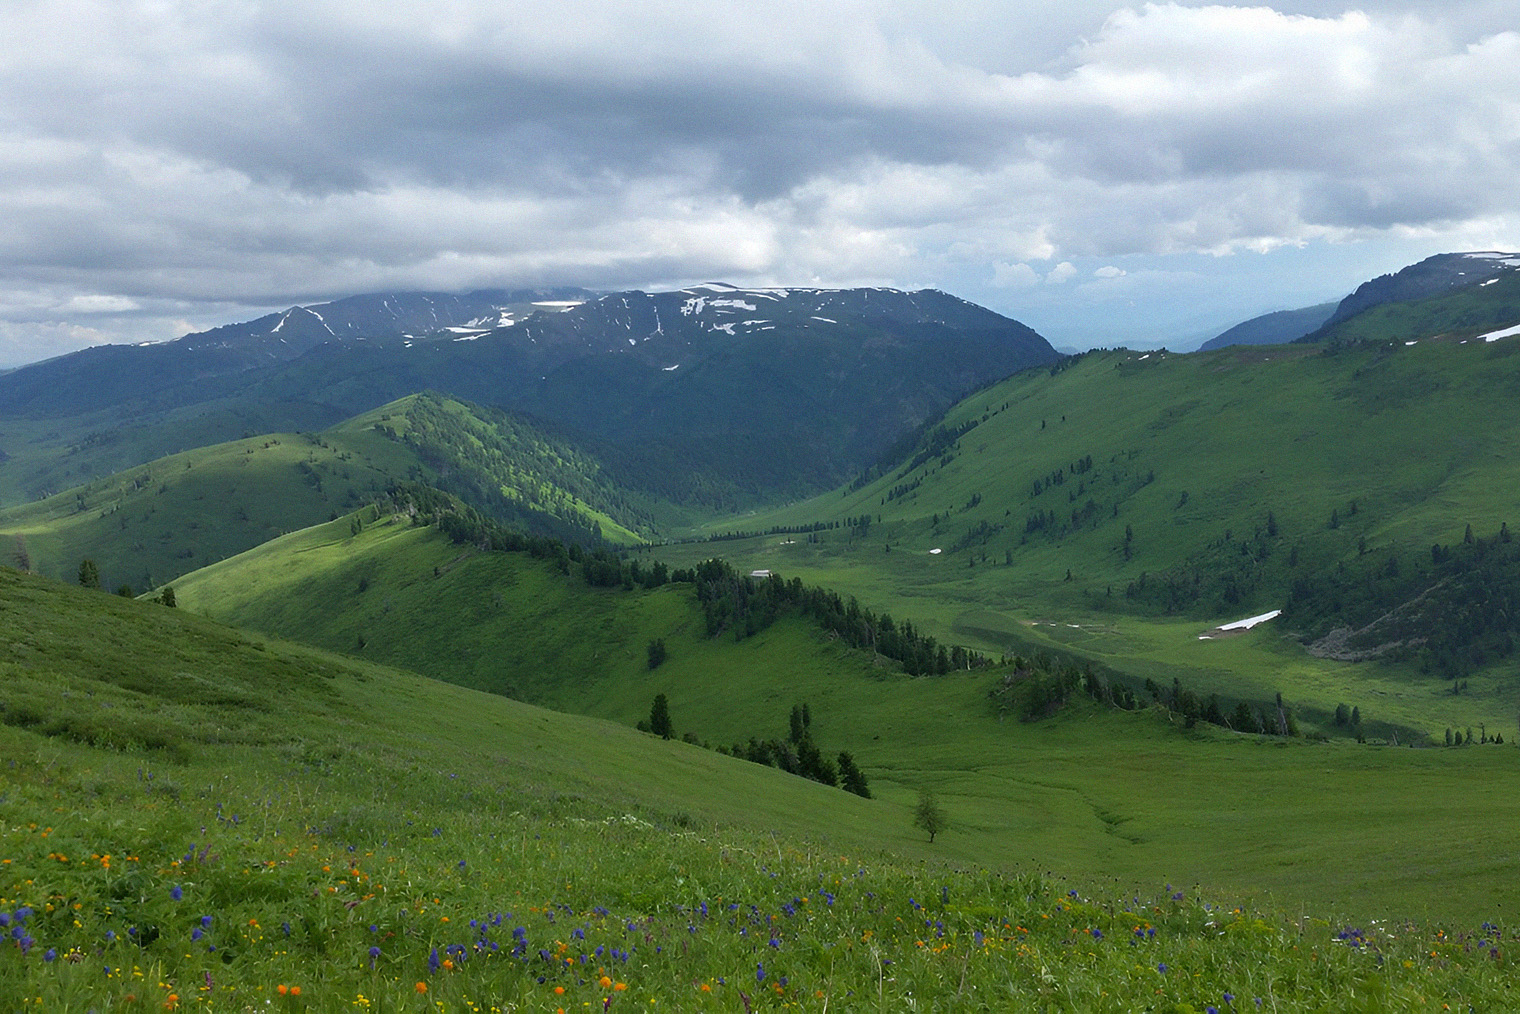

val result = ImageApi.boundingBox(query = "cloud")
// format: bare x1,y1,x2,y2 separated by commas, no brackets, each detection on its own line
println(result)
1094,265,1126,278
0,1,1517,364
992,262,1041,288
1046,262,1078,284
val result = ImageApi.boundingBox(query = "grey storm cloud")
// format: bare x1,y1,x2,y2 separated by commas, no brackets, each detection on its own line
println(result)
0,0,1518,365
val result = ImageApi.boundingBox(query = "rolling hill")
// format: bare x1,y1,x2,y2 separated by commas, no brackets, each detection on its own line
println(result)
153,497,1520,922
648,334,1520,732
5,565,1516,1008
0,391,660,591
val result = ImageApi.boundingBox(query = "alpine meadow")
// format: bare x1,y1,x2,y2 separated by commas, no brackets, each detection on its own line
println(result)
5,6,1520,1006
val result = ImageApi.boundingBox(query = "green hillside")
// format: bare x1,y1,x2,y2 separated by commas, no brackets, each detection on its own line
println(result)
167,504,1520,921
7,567,1517,1008
652,337,1520,730
0,392,657,592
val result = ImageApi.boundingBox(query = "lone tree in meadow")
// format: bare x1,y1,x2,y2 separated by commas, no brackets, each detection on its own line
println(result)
914,789,947,843
77,559,100,590
649,693,673,740
647,638,667,669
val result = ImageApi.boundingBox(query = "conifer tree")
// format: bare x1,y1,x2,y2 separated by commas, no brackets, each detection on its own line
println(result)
649,694,673,740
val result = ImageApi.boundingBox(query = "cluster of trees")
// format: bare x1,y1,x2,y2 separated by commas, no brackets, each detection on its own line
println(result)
375,394,656,545
700,515,879,544
690,559,991,675
406,485,981,679
74,557,175,606
1123,513,1285,615
988,654,1141,721
1144,679,1299,736
1444,725,1503,746
894,419,980,479
987,653,1302,739
1028,455,1094,499
719,703,871,797
641,697,870,798
1283,522,1520,679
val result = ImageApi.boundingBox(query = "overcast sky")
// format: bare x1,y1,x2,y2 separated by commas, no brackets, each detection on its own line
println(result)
2,0,1517,367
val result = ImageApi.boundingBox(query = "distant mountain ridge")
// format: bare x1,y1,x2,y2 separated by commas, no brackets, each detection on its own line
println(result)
1303,252,1520,344
1198,302,1338,351
0,283,1058,508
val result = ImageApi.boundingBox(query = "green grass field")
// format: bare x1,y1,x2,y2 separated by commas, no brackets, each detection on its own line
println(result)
4,564,1519,1010
166,512,1520,925
646,338,1520,738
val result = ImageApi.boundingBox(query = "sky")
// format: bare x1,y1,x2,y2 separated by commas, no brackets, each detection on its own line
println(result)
1,0,1518,367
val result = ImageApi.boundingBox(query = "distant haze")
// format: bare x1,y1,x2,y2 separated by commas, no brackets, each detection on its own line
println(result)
1,1,1517,367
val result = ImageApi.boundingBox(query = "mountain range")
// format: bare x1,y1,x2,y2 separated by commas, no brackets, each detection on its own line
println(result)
0,283,1057,508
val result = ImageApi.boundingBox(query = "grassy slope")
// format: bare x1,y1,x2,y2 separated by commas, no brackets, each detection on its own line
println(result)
0,392,659,592
1318,268,1520,346
654,338,1520,735
170,514,1520,923
0,432,401,593
6,567,1514,1010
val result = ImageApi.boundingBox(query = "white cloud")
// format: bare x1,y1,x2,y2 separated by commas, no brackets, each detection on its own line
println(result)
1094,265,1125,278
992,262,1041,288
1046,262,1078,284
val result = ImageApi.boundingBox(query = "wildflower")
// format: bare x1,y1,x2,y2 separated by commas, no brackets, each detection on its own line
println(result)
756,962,766,982
415,982,427,993
1157,964,1167,973
278,985,288,995
429,948,441,974
170,885,183,902
43,948,56,962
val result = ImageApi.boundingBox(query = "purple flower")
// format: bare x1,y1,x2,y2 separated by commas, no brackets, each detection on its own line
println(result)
429,948,440,973
191,927,203,942
170,885,183,902
1157,963,1167,973
1207,1008,1219,1014
1091,928,1103,940
43,948,56,962
105,930,116,942
201,915,212,928
756,962,766,982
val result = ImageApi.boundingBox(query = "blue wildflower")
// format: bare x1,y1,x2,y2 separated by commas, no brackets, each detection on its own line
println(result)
170,885,183,902
43,948,56,962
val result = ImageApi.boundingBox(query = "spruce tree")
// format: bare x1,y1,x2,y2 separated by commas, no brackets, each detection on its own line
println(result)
649,694,673,740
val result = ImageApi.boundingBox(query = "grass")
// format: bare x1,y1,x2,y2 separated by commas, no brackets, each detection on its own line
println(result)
0,391,661,594
166,513,1520,924
649,337,1520,735
3,565,1518,1010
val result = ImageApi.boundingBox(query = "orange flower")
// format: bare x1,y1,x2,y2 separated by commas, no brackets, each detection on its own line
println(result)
554,986,565,995
613,982,627,992
289,987,301,997
699,984,711,993
415,981,428,993
599,976,612,988
442,959,454,970
277,985,288,995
